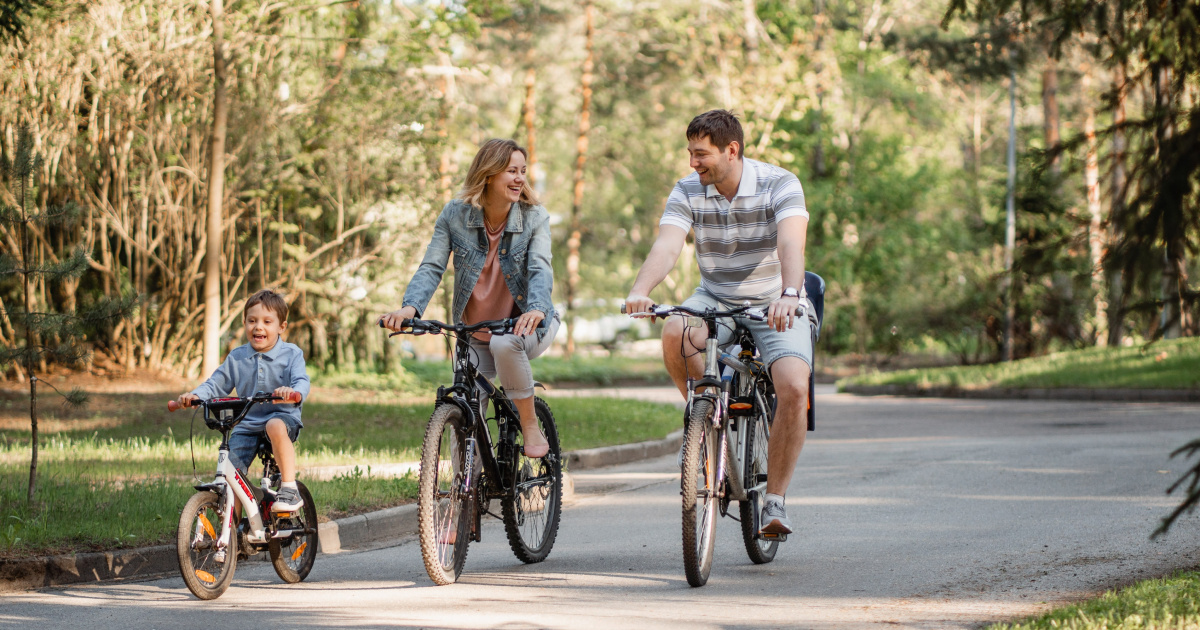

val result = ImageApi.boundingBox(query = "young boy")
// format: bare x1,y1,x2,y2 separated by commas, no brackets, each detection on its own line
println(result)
176,289,311,512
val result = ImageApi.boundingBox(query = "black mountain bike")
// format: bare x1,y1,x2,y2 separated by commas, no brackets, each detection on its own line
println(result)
383,317,563,585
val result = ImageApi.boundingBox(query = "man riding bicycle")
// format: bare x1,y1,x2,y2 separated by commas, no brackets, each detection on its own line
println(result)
625,109,812,536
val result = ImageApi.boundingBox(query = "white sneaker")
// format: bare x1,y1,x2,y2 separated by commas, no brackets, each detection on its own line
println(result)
759,499,793,535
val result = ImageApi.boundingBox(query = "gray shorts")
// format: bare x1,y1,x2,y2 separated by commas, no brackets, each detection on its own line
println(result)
680,287,813,371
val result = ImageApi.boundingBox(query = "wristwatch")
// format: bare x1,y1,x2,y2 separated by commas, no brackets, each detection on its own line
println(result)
781,286,800,299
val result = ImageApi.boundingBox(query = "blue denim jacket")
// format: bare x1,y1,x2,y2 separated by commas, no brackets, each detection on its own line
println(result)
402,200,557,339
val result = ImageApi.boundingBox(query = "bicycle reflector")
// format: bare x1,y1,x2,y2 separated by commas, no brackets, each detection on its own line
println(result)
729,398,755,415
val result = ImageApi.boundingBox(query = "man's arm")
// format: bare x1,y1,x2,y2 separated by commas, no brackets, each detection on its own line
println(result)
625,225,689,313
769,215,809,332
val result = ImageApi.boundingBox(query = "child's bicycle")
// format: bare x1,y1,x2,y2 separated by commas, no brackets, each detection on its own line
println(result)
166,392,317,600
382,316,563,585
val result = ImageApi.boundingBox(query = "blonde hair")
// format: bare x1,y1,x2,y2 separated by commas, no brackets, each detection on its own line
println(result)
456,139,539,208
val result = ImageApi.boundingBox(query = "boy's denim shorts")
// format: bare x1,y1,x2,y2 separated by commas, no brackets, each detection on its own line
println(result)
228,417,301,474
680,287,813,371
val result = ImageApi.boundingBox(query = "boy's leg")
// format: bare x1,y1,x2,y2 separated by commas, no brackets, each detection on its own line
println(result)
265,418,298,483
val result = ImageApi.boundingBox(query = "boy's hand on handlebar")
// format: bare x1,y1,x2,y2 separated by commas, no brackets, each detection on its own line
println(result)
177,393,200,409
379,306,417,332
273,386,302,404
513,310,544,337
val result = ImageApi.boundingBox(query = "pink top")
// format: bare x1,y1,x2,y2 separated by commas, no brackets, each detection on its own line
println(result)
463,221,519,341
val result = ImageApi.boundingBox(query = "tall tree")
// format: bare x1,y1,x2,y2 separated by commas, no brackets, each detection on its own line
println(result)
203,0,230,377
564,0,595,357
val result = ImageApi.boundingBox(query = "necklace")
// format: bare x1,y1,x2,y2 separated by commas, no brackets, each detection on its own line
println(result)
484,212,507,233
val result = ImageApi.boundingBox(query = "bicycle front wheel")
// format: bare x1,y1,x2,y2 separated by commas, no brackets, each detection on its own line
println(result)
681,399,719,587
269,481,319,583
177,490,237,600
740,390,778,564
418,403,474,585
502,397,563,563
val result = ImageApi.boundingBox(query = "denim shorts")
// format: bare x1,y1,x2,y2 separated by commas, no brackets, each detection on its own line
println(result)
227,417,301,473
680,287,813,371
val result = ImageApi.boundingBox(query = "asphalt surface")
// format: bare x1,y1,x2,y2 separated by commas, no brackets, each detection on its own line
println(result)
4,387,1200,629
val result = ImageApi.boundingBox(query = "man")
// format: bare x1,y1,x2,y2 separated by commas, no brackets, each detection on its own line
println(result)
625,109,811,535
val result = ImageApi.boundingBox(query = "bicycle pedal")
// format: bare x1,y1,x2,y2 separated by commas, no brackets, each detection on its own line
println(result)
760,532,788,542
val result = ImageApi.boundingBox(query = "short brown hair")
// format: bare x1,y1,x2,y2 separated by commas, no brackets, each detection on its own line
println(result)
686,109,744,158
457,138,539,208
245,289,289,322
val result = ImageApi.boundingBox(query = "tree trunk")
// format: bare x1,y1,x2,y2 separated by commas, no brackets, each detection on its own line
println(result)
742,0,759,65
1002,58,1017,362
565,1,594,358
1155,65,1182,339
523,67,538,190
1082,68,1106,345
436,52,457,359
1105,56,1128,347
203,0,229,378
19,179,38,503
1041,52,1061,178
810,0,826,178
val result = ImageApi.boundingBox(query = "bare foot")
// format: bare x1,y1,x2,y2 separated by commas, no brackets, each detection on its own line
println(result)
521,420,550,458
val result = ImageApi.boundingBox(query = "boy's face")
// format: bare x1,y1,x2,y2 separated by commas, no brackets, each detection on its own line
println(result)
244,303,286,352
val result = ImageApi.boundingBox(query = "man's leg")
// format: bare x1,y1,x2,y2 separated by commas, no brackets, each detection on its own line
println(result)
765,356,810,496
662,317,709,399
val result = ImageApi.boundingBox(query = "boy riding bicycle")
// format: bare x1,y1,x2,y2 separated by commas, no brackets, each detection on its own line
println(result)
176,289,311,513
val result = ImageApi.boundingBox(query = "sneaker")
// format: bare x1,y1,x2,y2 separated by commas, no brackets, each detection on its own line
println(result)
272,486,303,513
759,499,793,535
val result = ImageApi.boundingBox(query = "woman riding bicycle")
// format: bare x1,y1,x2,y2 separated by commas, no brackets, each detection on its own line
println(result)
379,138,559,458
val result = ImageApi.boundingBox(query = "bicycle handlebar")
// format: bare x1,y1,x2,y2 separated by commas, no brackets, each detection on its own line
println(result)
378,316,516,337
621,302,768,322
167,391,302,413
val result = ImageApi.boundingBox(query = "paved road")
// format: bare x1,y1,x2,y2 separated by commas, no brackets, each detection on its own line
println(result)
5,390,1200,629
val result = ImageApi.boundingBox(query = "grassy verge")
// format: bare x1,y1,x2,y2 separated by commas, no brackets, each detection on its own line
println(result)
0,391,679,558
839,337,1200,391
989,570,1200,629
312,353,671,394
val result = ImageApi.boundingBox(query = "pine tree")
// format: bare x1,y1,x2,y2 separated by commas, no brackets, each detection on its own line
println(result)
0,125,134,503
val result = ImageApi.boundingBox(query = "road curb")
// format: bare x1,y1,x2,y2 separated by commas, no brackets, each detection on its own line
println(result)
0,430,667,593
839,384,1200,402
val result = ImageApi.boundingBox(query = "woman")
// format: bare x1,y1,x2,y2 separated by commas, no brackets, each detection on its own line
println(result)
379,139,559,457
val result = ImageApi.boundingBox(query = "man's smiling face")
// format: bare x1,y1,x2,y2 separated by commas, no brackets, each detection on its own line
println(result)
687,135,738,188
244,303,286,352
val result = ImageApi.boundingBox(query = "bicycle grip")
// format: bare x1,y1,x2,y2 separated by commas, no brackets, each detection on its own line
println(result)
620,303,626,315
280,391,303,404
167,400,183,412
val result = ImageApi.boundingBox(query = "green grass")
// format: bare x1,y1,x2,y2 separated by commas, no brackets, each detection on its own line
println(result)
312,353,670,393
989,570,1200,630
0,390,680,557
839,337,1200,391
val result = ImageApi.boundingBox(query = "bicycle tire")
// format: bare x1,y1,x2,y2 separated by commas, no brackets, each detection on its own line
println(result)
177,491,237,599
269,481,318,583
418,403,474,585
740,387,778,564
681,398,719,587
502,397,563,563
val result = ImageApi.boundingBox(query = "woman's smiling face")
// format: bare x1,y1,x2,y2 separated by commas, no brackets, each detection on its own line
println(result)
486,150,528,205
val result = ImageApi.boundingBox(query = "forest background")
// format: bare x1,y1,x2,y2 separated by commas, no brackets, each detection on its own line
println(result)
1,0,1197,382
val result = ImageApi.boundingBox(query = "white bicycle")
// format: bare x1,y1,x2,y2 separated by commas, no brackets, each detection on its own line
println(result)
167,392,317,600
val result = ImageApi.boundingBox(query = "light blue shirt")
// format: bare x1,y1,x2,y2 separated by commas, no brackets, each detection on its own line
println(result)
190,338,311,431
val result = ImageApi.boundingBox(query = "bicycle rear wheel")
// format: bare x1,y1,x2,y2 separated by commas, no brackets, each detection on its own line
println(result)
177,491,236,599
681,399,719,587
269,481,318,583
740,388,778,564
502,397,563,563
418,403,474,585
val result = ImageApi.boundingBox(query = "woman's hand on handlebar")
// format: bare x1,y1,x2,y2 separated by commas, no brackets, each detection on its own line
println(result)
513,310,544,337
379,306,417,332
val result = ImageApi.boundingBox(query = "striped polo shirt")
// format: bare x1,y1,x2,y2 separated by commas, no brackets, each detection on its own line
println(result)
660,157,808,305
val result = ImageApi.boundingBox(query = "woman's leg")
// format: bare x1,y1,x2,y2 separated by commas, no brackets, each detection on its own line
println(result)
490,318,559,457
